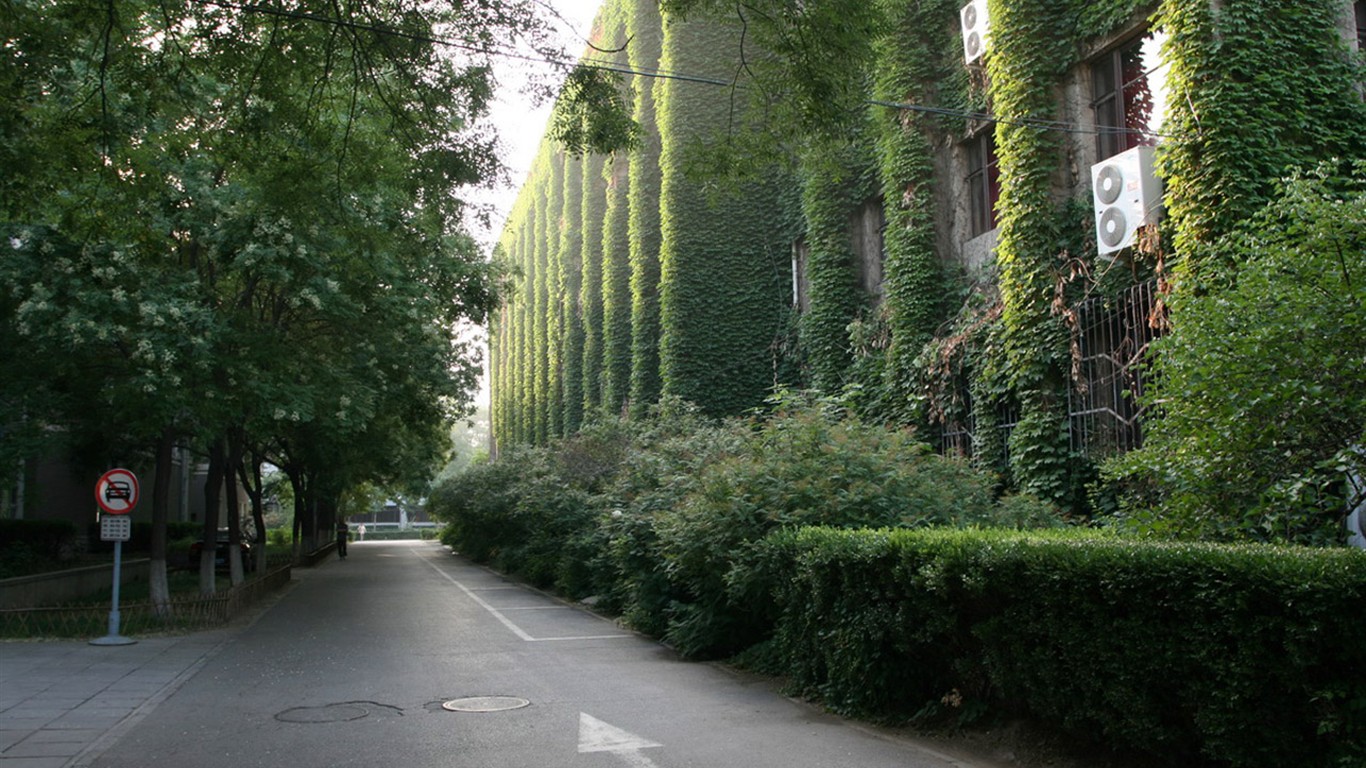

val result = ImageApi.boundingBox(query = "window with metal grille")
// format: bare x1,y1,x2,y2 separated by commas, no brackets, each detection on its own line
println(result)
937,282,1162,464
1068,280,1163,456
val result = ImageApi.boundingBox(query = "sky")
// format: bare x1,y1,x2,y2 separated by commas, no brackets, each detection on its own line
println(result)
466,0,606,249
462,0,605,407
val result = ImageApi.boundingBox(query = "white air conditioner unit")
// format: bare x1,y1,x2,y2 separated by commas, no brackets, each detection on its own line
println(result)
960,0,990,64
1091,145,1162,256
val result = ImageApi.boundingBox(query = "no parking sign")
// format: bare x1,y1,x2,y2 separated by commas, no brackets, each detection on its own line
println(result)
92,468,139,645
95,468,139,515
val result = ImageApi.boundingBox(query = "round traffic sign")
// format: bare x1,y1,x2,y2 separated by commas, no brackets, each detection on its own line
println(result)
95,468,139,515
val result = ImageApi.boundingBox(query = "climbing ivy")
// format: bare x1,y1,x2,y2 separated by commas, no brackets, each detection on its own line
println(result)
490,0,1365,514
1156,0,1366,282
868,0,959,429
798,137,878,392
559,152,586,434
594,0,634,420
627,0,665,419
656,11,796,417
580,151,607,416
546,150,566,439
986,0,1090,505
532,148,553,443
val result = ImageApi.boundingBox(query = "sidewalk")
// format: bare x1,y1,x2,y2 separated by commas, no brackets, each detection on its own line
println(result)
0,629,233,767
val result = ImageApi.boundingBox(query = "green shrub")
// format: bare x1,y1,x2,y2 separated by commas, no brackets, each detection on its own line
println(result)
0,519,78,575
652,394,1014,657
589,399,745,631
435,395,1066,658
771,527,1366,767
1102,164,1366,544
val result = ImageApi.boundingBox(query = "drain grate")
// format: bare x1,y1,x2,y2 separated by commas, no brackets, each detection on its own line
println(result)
441,696,531,713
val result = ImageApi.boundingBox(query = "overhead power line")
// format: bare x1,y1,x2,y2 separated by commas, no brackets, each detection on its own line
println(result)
195,0,1179,141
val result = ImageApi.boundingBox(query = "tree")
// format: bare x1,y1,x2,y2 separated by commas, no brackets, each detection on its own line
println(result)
1102,162,1366,544
2,0,627,602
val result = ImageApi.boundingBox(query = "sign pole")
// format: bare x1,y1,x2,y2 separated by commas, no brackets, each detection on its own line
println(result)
91,468,138,646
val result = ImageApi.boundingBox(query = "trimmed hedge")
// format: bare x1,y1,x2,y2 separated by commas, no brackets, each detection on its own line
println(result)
0,519,79,576
769,527,1366,768
0,518,78,558
87,521,201,554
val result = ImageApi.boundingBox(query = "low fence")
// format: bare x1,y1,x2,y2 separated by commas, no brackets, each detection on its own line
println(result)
0,564,292,639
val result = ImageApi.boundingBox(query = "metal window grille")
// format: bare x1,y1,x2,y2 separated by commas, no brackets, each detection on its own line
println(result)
938,280,1161,464
1068,280,1161,457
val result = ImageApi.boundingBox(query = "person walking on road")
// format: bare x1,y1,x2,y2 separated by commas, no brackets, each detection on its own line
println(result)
336,519,349,559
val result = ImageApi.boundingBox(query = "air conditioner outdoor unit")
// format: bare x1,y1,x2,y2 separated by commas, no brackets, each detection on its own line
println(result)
960,0,990,65
1090,145,1161,256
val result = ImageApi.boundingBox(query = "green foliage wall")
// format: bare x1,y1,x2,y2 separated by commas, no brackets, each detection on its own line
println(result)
986,0,1100,505
559,153,586,434
656,15,797,417
1157,0,1366,278
627,0,666,419
495,0,802,443
868,0,958,426
598,0,635,420
532,149,552,443
491,0,1366,494
798,139,877,393
580,151,607,415
600,152,633,418
546,150,567,439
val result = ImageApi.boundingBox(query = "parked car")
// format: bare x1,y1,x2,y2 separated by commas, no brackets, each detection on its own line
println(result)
189,529,253,570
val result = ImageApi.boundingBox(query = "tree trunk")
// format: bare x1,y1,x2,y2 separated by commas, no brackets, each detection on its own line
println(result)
238,451,267,573
200,438,226,595
225,430,245,586
149,426,175,617
289,468,306,559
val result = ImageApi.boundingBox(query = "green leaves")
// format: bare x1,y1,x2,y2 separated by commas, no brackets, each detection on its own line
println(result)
1103,163,1366,544
1,0,515,501
549,66,642,157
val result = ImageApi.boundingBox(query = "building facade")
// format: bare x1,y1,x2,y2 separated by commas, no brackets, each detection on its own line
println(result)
489,0,1365,509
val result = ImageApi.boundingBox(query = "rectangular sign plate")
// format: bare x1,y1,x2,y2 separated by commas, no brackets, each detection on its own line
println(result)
100,515,132,542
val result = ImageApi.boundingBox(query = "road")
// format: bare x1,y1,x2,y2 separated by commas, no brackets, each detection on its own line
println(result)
86,541,994,768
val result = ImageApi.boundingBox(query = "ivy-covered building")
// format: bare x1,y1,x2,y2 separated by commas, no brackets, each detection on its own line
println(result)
488,0,1365,509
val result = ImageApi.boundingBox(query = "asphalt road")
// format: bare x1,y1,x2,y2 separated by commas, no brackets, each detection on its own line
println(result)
86,541,995,768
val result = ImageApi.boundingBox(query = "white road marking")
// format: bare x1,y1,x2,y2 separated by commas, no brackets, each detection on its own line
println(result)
579,712,663,768
417,550,630,642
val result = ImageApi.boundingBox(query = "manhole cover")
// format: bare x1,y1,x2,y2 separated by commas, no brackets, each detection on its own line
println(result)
441,696,531,713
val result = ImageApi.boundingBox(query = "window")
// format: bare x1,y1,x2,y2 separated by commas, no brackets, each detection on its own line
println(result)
1092,32,1167,160
850,197,886,302
966,128,1000,237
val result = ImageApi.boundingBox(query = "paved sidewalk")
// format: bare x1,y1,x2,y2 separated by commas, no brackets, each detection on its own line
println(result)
0,629,234,767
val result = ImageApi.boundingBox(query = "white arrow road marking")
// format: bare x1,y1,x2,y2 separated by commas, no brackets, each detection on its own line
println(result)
578,713,662,767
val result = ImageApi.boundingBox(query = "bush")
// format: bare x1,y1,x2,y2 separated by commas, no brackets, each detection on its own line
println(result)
1102,163,1366,544
770,527,1366,767
432,394,1067,657
0,519,79,576
653,395,1003,657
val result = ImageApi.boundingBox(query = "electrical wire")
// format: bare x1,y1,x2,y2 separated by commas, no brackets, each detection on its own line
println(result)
192,0,1179,140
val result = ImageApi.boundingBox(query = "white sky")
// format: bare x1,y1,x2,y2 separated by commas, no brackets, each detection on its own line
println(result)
466,0,606,250
463,0,604,408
